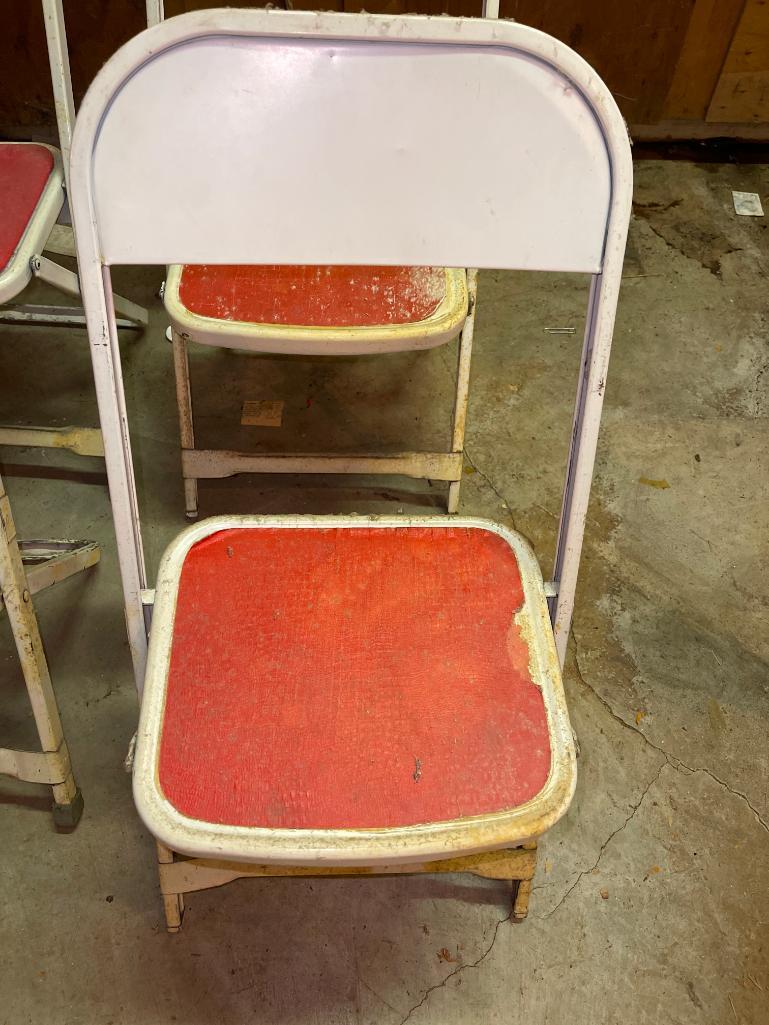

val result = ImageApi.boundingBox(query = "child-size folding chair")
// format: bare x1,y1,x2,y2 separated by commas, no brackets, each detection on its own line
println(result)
70,10,631,931
144,2,473,519
164,264,472,516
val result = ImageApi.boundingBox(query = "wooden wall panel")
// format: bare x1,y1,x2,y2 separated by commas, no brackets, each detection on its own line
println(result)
498,0,697,124
0,0,764,138
706,0,769,122
326,0,696,123
0,1,147,132
664,0,747,120
342,0,477,14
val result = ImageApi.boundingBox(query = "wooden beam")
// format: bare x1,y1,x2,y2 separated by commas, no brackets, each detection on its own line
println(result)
664,0,747,121
707,0,769,123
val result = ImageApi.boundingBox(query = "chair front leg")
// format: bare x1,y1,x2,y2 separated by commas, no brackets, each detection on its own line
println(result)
156,840,184,932
512,841,537,921
512,877,533,921
170,329,199,519
447,270,478,514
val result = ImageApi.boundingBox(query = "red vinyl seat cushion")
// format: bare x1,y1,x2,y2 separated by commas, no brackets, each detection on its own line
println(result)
177,265,448,327
158,525,552,831
0,144,55,272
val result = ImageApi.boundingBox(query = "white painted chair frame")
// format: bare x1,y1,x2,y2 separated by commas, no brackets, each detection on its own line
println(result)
69,10,630,926
145,0,163,28
71,9,631,684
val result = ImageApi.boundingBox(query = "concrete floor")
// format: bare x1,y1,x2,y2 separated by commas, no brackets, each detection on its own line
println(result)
1,158,768,1024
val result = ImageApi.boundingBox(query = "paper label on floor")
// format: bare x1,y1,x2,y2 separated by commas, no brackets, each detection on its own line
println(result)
241,400,284,427
732,191,764,217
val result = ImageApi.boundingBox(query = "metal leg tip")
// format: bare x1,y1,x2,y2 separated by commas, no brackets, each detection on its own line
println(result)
52,789,84,832
511,879,532,922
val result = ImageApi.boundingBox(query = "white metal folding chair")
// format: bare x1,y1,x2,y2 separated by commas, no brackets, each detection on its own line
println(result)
146,1,473,518
70,10,631,931
164,264,472,516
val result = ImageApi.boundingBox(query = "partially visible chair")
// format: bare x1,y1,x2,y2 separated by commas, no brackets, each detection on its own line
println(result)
0,143,65,306
0,139,145,340
164,261,473,516
0,0,138,829
0,470,96,829
0,0,147,456
70,9,632,932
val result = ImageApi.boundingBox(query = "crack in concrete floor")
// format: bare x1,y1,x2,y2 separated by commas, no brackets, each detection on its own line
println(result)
539,759,668,921
462,447,517,526
397,908,513,1025
571,627,769,835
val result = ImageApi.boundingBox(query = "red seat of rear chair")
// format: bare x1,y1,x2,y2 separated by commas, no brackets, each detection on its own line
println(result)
158,525,552,831
0,144,55,271
177,265,448,326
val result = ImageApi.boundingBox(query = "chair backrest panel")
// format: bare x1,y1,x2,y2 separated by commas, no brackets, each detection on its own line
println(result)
86,24,616,271
70,11,632,687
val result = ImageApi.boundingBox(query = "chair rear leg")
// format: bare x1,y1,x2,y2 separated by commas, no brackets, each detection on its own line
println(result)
170,329,199,519
512,878,533,921
162,892,184,933
512,842,537,921
156,840,184,932
52,775,84,830
447,270,477,514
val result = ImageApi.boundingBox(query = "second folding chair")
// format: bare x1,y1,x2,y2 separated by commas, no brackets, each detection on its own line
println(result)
165,261,474,517
150,0,480,519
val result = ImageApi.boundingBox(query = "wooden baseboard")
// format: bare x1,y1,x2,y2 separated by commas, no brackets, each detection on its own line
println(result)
631,119,769,143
